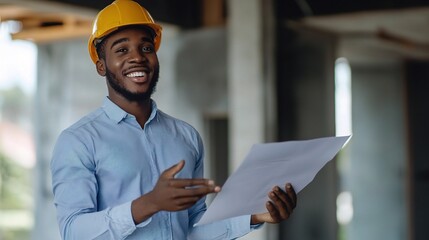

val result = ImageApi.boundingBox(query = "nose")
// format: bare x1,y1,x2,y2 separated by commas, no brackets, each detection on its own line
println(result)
129,49,147,63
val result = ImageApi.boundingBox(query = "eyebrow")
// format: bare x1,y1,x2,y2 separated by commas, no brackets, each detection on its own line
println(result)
110,38,128,50
110,37,154,50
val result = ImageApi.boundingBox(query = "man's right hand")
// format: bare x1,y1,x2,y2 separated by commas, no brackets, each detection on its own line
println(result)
131,160,220,224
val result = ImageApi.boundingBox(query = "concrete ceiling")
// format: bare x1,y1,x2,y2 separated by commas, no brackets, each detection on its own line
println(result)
42,0,205,29
289,7,429,61
0,0,428,62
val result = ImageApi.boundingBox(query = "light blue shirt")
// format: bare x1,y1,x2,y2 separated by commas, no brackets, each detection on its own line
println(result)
51,97,255,240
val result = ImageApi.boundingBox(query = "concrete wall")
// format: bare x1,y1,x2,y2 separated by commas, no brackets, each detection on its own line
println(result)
159,27,229,140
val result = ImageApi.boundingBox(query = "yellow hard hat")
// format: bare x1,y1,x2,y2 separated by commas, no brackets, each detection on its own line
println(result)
88,0,162,64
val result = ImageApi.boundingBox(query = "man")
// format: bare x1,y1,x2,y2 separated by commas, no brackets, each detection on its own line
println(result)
50,0,297,239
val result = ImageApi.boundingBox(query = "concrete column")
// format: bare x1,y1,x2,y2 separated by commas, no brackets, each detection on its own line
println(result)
228,0,264,168
32,39,105,240
348,61,407,240
227,0,275,239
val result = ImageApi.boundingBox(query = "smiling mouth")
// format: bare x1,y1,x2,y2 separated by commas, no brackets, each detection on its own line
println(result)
126,71,145,77
125,71,148,83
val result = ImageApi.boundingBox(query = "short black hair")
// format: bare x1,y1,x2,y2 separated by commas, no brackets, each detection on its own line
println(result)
95,25,156,61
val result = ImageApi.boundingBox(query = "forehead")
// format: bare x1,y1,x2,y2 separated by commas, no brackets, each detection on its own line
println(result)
105,27,154,46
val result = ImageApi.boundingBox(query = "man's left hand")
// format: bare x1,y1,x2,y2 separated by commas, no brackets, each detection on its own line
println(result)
250,183,297,225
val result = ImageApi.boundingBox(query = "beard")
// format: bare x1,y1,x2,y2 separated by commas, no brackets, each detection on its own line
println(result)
106,66,159,102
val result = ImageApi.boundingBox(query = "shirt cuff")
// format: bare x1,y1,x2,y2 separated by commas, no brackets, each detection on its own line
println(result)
106,201,153,237
228,215,254,238
105,201,136,236
250,222,264,230
135,216,152,228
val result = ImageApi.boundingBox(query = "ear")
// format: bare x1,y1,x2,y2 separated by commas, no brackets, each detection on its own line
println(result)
96,59,106,76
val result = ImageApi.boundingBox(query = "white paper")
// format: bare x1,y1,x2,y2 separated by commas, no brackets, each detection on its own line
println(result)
195,135,351,226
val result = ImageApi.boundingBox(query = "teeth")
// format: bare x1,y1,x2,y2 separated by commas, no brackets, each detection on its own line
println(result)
126,72,145,77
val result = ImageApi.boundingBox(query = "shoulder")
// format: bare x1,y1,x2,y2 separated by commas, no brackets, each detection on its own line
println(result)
56,108,106,145
67,108,105,131
52,108,107,165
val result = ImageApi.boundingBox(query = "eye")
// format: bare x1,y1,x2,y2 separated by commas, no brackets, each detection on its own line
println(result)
115,48,128,53
142,46,154,53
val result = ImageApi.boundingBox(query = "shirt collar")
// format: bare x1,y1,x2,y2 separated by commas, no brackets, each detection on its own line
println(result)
146,100,158,125
102,97,158,124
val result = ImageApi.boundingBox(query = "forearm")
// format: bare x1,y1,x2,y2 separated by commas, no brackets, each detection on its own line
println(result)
188,215,252,240
58,202,137,240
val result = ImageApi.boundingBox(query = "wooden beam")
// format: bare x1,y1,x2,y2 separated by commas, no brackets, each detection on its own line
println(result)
0,5,32,20
202,0,225,27
11,22,92,43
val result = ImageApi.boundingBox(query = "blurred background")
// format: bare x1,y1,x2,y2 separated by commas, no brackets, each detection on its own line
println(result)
0,0,428,239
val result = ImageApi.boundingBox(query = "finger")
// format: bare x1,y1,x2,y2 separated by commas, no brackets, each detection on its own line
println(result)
174,196,202,208
270,186,292,211
170,178,216,188
269,189,290,219
272,186,288,204
266,201,282,222
272,185,295,213
186,184,221,196
166,196,202,211
173,185,220,198
162,160,185,179
285,183,297,209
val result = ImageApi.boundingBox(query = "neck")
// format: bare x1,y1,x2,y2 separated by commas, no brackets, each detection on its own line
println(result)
108,94,152,128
